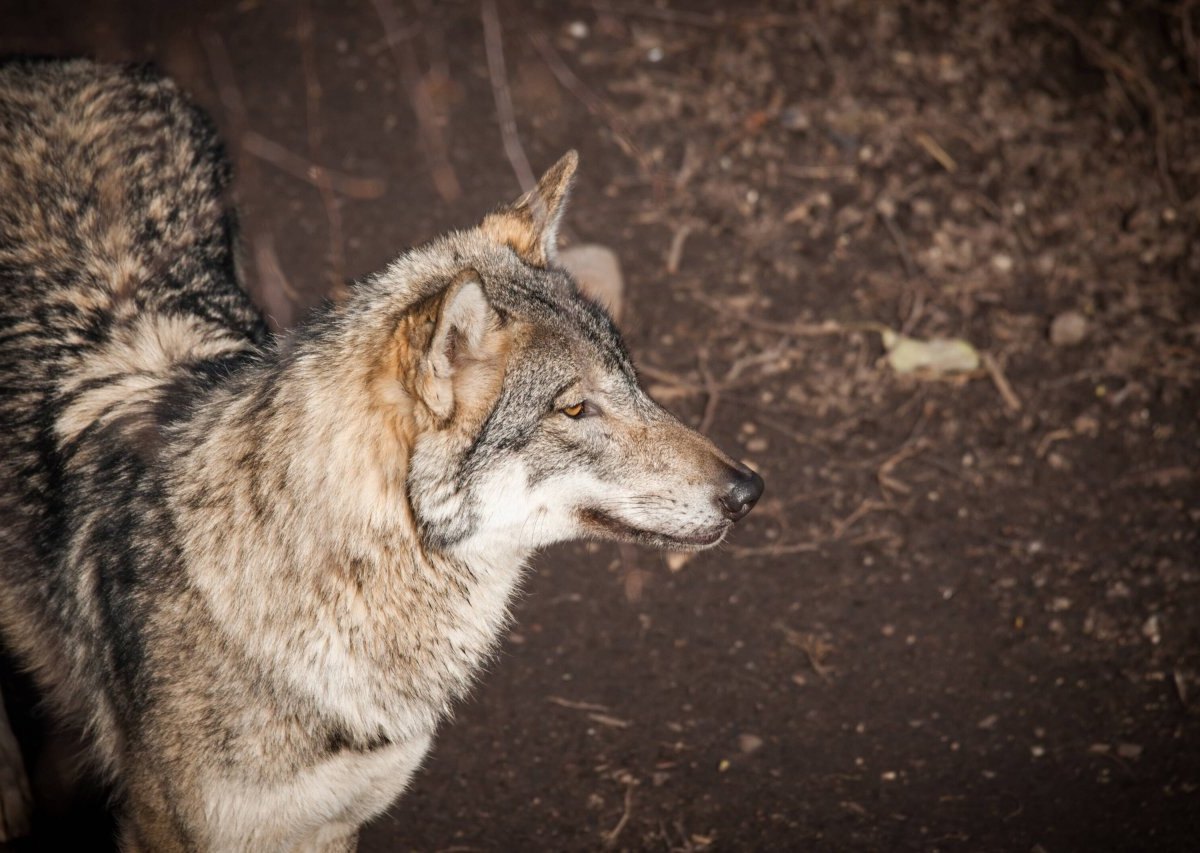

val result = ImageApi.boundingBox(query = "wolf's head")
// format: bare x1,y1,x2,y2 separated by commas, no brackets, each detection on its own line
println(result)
359,153,762,562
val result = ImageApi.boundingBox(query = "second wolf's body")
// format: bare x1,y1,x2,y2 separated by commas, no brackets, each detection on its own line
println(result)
0,60,761,850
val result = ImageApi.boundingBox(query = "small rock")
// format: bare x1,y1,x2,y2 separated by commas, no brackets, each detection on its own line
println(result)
665,551,694,573
566,20,589,39
977,714,999,730
780,106,811,132
737,733,764,754
559,244,624,320
1116,743,1143,760
1049,310,1089,347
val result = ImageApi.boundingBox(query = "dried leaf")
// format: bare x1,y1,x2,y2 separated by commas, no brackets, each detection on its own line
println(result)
882,329,981,375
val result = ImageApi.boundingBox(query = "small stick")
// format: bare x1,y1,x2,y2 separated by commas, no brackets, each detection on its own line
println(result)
602,783,635,849
587,712,632,729
913,131,957,173
528,30,656,183
697,348,720,434
831,498,890,540
242,133,386,199
205,31,385,201
877,440,925,496
728,540,821,558
547,696,610,713
982,353,1022,412
297,3,347,295
251,234,301,331
201,31,248,125
665,223,692,274
369,0,461,202
636,363,707,394
784,163,858,181
689,290,884,337
481,0,537,196
876,204,919,280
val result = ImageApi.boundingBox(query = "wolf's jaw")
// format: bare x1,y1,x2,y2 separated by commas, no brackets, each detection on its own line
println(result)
577,507,728,551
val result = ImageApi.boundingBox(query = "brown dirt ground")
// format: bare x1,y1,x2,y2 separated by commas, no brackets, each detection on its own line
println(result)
2,1,1199,851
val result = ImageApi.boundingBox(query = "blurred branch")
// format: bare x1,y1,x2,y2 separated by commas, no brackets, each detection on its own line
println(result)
481,0,536,195
369,0,462,202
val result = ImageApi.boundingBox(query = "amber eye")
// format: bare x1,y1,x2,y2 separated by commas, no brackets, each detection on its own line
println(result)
562,402,585,419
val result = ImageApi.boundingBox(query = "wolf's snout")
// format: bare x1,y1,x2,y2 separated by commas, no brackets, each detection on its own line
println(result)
718,463,764,522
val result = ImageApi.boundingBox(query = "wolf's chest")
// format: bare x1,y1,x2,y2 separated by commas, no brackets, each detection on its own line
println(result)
200,733,433,849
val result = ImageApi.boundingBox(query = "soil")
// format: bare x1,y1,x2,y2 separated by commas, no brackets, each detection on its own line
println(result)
2,1,1199,851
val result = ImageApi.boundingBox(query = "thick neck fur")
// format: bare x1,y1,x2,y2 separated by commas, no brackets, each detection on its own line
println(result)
167,290,527,745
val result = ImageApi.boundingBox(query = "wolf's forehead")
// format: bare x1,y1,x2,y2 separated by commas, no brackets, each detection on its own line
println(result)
497,274,633,376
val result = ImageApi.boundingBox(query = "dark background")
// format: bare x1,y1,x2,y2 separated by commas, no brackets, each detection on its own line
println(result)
2,1,1198,850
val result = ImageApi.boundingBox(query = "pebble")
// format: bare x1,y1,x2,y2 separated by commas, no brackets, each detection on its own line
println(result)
665,551,693,572
1117,743,1143,760
737,733,764,754
558,244,624,320
1050,310,1089,346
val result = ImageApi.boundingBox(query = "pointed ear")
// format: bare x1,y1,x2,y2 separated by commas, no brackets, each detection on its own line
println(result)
419,273,494,421
481,150,578,267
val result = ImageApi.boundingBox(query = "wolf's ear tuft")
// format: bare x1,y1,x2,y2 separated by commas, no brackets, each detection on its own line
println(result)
419,273,495,420
481,150,578,267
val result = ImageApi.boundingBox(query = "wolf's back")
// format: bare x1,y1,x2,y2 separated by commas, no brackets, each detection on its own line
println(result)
0,61,267,706
0,61,266,469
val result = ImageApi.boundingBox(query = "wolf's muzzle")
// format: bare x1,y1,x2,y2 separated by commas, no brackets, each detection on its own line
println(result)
718,463,764,522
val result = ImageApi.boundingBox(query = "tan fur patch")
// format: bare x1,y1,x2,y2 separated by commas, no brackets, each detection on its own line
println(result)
480,209,542,266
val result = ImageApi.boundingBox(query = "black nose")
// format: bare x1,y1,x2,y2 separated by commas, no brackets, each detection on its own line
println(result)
718,463,764,522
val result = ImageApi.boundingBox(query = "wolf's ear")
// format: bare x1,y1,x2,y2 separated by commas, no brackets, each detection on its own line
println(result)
481,150,578,267
419,273,495,421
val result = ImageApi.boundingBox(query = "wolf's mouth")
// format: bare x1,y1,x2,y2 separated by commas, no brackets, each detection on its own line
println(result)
579,508,727,550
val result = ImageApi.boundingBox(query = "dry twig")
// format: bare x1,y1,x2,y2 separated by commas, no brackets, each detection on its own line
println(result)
370,0,461,201
240,133,387,199
913,131,958,173
297,3,347,295
528,30,657,183
666,223,693,274
982,353,1022,412
547,696,610,713
602,783,635,848
696,348,720,434
481,0,537,195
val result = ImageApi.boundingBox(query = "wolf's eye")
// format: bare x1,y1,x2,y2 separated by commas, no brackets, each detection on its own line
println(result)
561,402,586,419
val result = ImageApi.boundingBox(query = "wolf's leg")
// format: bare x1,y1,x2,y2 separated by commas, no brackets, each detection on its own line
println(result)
0,684,33,841
293,821,359,853
117,769,192,853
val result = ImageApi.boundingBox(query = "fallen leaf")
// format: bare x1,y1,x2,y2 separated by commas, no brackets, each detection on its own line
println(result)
882,328,981,375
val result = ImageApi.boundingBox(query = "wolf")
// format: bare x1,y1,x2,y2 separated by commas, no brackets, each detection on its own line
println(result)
0,60,763,851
